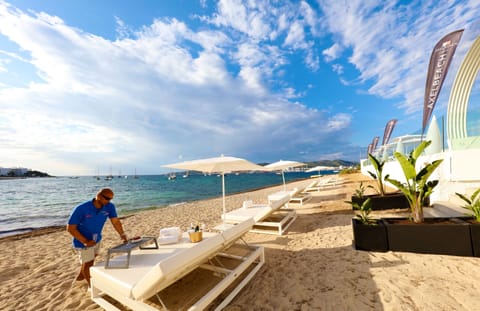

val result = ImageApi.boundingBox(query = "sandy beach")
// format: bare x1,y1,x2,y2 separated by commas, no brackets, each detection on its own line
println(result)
1,172,480,311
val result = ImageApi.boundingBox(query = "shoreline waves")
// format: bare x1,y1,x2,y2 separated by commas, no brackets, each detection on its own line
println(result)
2,173,480,310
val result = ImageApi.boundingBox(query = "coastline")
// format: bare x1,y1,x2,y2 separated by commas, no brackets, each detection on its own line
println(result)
0,176,310,240
2,173,480,310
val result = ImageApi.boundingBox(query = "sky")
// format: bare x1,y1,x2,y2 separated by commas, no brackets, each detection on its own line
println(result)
0,0,479,176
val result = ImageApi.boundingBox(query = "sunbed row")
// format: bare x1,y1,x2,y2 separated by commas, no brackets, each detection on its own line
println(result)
303,176,345,192
90,178,333,310
91,218,264,311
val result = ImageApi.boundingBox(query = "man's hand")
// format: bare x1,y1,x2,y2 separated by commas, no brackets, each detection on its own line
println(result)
84,240,96,247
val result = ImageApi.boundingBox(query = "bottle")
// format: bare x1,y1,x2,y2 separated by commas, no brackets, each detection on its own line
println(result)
195,225,200,232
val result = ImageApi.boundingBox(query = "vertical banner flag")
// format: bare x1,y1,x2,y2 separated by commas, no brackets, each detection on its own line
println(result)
367,143,374,155
382,119,397,146
371,136,379,153
422,29,464,134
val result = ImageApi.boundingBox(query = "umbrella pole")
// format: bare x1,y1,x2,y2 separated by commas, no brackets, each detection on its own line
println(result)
282,170,286,191
222,172,226,223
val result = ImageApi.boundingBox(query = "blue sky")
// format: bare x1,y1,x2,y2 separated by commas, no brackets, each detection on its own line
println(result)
0,0,479,176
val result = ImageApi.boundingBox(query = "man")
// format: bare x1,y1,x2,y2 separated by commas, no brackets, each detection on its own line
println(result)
67,187,128,287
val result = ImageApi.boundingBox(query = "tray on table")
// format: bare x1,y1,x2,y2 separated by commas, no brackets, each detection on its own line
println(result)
105,236,158,269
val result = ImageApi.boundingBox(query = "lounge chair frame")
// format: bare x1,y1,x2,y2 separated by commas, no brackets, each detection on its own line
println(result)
222,193,296,235
90,220,264,311
250,208,297,235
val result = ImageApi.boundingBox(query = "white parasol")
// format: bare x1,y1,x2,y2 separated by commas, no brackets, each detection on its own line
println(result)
164,155,267,220
306,165,336,176
264,160,305,191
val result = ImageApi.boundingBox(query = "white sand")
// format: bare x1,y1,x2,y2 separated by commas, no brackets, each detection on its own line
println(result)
1,173,480,310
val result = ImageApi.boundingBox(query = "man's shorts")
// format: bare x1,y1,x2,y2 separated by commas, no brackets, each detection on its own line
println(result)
75,242,101,264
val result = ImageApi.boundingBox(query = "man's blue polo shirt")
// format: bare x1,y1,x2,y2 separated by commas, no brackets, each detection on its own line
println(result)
68,199,118,248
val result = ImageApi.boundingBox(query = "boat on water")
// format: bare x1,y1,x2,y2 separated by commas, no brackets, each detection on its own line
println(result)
361,33,480,203
105,166,113,180
168,173,176,180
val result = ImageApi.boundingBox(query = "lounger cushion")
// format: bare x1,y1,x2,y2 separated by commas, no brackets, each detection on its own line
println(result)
223,205,272,223
132,233,224,300
221,218,254,244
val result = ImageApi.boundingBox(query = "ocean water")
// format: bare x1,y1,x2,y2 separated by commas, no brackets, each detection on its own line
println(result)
0,171,326,237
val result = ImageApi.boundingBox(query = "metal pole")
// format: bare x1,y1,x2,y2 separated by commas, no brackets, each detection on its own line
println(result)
222,172,226,221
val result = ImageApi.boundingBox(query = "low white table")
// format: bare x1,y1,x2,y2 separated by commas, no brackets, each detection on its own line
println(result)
105,236,158,269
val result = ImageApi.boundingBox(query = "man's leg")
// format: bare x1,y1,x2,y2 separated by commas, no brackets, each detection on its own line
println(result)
76,247,96,286
82,260,95,286
76,268,85,281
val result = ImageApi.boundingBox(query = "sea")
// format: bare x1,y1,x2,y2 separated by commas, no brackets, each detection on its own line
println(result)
0,171,329,237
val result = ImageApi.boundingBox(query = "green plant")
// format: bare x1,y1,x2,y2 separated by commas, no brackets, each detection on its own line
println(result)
346,198,376,225
386,140,443,223
367,153,389,196
455,188,480,222
354,182,366,198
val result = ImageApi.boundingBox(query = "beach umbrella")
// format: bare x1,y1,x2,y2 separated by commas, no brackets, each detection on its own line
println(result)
264,160,305,191
306,165,335,176
163,155,267,221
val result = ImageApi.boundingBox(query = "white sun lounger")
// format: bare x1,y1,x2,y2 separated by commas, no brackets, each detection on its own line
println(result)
288,187,312,205
222,193,296,235
90,218,264,311
304,176,344,192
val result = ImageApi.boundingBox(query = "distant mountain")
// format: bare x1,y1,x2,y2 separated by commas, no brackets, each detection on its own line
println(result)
305,159,358,167
259,159,358,168
24,170,52,177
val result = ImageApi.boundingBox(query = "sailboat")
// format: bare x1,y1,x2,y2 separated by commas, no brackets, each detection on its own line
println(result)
105,166,113,180
133,169,139,179
182,171,189,178
168,173,176,180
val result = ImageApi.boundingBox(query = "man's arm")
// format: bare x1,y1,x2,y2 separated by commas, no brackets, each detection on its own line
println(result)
66,224,96,247
110,217,128,242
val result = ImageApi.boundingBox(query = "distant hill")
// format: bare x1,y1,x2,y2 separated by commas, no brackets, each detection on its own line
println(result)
305,159,358,167
24,170,52,177
259,159,358,168
1,169,52,178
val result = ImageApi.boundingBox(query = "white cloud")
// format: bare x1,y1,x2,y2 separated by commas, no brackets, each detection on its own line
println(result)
317,0,480,114
2,0,479,175
0,1,350,175
326,113,352,131
284,21,307,48
322,43,343,62
332,63,344,75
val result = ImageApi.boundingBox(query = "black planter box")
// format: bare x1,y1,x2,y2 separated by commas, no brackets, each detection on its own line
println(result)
351,192,409,210
458,217,480,257
383,217,473,257
470,222,480,257
351,192,430,211
352,218,388,252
